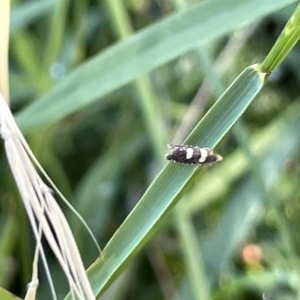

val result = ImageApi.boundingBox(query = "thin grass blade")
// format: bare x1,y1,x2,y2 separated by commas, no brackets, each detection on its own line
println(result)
63,65,267,298
16,0,296,133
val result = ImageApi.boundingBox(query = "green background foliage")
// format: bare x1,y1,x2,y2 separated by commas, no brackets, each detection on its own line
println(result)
1,0,300,299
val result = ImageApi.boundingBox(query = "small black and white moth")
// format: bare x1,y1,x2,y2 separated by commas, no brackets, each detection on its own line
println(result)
166,144,222,165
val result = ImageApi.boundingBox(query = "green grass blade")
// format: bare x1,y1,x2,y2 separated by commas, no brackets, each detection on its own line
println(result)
202,104,300,281
184,101,300,216
71,133,145,239
43,0,69,72
105,0,166,161
0,287,21,300
10,0,54,34
176,201,210,300
63,65,267,298
261,3,300,72
15,0,296,133
177,103,300,298
185,65,266,146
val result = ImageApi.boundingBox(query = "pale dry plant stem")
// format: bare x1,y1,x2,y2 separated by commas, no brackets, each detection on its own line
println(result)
25,226,46,300
0,92,95,300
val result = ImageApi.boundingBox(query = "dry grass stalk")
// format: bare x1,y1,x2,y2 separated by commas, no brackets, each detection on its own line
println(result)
0,92,95,300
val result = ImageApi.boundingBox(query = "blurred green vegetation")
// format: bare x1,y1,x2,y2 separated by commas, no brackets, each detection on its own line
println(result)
1,0,300,299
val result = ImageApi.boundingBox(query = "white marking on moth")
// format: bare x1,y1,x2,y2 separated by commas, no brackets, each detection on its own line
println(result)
199,148,208,163
186,148,194,159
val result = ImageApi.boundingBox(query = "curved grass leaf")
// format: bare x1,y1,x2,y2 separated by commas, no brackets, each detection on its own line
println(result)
175,201,211,300
201,102,300,282
71,133,145,240
0,287,21,300
63,65,267,298
16,0,296,133
10,0,54,34
261,3,300,72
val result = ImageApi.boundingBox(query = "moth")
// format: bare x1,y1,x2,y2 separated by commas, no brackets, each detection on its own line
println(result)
166,144,222,165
